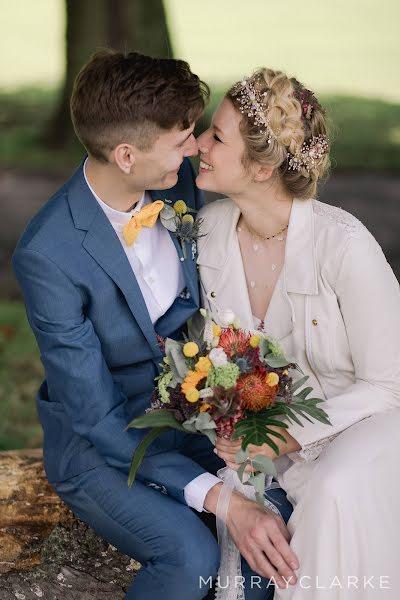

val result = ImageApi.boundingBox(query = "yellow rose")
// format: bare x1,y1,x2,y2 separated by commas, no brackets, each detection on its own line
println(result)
249,335,261,348
185,388,200,403
182,214,194,224
195,356,212,374
212,323,222,338
266,372,280,387
173,200,188,215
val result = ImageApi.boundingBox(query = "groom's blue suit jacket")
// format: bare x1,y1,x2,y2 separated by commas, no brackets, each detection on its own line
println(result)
13,158,208,503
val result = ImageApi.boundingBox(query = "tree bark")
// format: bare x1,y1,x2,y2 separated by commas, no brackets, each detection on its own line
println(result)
43,0,172,148
0,449,140,599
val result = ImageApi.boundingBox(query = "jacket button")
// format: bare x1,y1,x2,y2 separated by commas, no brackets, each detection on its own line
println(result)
210,291,216,298
312,319,318,326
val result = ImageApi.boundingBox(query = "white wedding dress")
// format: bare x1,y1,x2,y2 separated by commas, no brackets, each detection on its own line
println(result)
196,199,400,599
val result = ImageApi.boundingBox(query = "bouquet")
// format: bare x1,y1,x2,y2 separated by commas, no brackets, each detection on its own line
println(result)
127,309,331,504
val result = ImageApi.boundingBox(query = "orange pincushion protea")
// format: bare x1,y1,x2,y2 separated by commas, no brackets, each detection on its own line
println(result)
237,368,278,412
218,328,251,358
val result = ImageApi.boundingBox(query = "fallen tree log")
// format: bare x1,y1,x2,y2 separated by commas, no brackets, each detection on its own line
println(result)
0,449,140,599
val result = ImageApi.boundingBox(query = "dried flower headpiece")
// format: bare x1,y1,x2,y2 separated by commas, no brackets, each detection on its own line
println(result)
230,75,277,144
287,135,329,172
231,74,329,173
294,87,318,121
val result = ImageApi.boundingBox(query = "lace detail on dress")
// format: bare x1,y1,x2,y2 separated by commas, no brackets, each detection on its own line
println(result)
312,200,364,237
289,433,339,462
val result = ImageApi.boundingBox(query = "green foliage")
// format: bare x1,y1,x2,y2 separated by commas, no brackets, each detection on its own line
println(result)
232,385,331,453
126,409,187,432
128,426,171,487
182,412,217,445
0,301,43,450
0,88,399,173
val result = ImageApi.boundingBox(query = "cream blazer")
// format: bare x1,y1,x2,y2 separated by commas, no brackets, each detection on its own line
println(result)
196,197,400,460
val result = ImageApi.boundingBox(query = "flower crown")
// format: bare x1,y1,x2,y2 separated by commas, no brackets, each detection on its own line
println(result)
231,76,277,145
230,74,329,173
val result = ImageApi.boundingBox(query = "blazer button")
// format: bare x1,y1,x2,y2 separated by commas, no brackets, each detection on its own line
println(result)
210,291,217,298
312,319,318,326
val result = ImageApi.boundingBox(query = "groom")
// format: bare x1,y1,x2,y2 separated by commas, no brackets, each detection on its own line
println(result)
13,50,296,599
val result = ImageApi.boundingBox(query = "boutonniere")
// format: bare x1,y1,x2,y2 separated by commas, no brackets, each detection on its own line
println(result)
160,199,203,260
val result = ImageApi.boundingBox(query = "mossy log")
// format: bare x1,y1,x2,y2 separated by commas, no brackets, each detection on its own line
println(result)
0,449,140,599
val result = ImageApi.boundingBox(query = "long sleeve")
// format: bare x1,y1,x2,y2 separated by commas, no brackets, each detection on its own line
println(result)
184,473,221,512
287,231,400,461
13,247,208,502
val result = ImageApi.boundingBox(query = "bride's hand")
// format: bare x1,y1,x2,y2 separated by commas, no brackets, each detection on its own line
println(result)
215,426,301,472
215,437,275,472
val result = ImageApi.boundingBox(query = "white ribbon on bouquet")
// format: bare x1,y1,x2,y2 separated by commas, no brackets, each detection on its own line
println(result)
214,467,282,600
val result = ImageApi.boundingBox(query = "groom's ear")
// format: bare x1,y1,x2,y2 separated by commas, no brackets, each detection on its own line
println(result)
253,163,275,183
112,143,137,175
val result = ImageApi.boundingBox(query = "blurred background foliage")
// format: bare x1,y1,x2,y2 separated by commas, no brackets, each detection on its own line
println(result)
1,0,400,173
0,0,399,450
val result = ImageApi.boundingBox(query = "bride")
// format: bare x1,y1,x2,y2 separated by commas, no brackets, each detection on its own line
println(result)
195,68,400,598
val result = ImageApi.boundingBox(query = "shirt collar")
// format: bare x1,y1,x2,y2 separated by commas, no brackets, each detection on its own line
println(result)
83,158,147,226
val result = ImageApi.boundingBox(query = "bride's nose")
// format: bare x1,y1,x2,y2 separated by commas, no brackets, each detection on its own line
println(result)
196,130,209,154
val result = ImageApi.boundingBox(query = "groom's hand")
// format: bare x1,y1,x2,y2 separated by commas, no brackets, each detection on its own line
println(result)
204,484,299,590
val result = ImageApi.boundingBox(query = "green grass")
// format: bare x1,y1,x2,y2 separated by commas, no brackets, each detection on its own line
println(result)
0,301,43,450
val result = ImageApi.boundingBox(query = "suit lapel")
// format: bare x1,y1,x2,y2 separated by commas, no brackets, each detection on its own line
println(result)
67,164,159,354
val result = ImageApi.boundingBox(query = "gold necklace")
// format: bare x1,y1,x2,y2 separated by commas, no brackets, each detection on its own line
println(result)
241,220,288,241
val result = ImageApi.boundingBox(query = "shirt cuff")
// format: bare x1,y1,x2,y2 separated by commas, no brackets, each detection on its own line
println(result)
184,472,221,512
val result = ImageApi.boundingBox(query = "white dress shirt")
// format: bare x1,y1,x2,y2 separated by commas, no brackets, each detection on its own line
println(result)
84,162,220,511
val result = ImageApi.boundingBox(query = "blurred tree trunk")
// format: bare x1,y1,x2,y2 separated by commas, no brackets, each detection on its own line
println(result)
43,0,172,148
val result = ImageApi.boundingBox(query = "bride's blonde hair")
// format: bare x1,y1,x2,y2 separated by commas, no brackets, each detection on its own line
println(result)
227,68,330,199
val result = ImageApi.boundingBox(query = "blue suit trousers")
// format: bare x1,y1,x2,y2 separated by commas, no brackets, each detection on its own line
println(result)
54,434,293,600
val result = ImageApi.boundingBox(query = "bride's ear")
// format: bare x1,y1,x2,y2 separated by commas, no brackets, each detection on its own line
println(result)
252,163,275,183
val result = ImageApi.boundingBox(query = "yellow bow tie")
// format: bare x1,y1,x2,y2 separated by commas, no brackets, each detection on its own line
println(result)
122,200,165,246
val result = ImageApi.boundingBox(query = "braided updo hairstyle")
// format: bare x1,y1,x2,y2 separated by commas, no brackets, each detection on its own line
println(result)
227,69,330,199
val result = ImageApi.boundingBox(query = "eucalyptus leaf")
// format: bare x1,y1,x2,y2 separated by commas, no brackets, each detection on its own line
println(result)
263,354,292,368
235,448,249,464
250,454,277,476
165,338,188,381
182,412,217,444
236,461,249,483
247,472,267,496
160,210,178,232
160,205,176,219
202,428,217,445
255,491,266,507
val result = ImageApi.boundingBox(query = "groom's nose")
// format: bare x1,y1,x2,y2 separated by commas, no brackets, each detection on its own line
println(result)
183,134,198,158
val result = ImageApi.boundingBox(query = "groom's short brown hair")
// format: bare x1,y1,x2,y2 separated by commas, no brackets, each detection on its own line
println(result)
71,49,209,162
